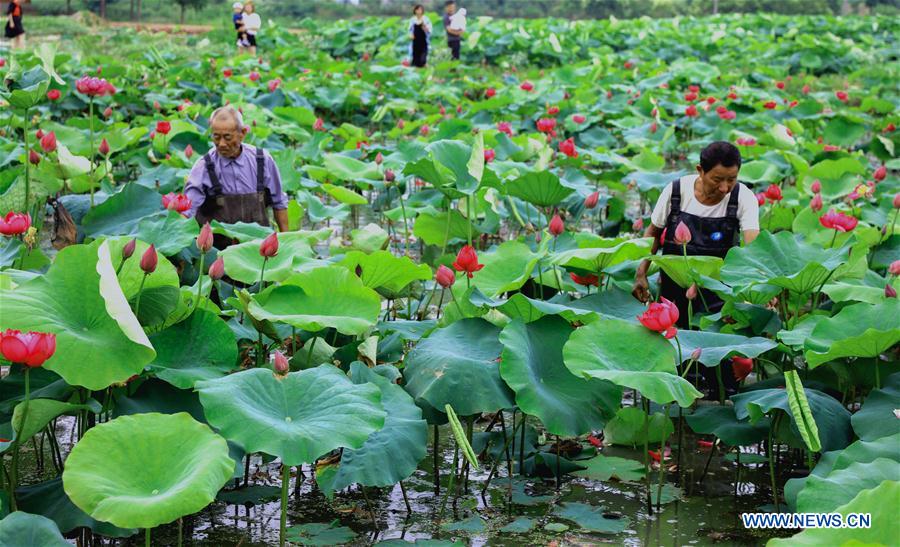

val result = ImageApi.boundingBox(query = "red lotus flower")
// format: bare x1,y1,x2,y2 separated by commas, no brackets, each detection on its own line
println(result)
435,264,456,288
819,209,858,232
623,60,633,69
75,76,115,97
0,330,56,367
688,85,700,93
484,149,495,163
823,144,841,152
874,165,887,182
673,221,691,245
497,121,513,136
47,89,61,101
763,101,777,110
775,81,785,90
452,245,484,278
156,121,172,136
162,193,191,213
401,59,410,67
36,129,44,140
718,110,736,120
547,105,560,116
648,446,671,462
520,81,534,91
549,214,564,237
140,244,158,274
40,131,57,154
536,118,557,133
638,297,679,339
885,123,896,133
439,105,446,116
268,79,282,92
0,58,4,68
732,356,753,382
755,192,766,206
249,71,261,82
587,435,602,448
810,193,823,212
485,87,496,98
419,125,430,136
706,96,717,105
572,114,586,124
697,440,714,450
649,121,658,133
99,138,110,156
835,90,848,102
685,104,699,117
727,91,738,100
736,137,756,147
208,256,225,280
585,191,600,209
313,118,325,131
764,184,783,202
0,212,31,236
894,193,900,209
28,150,40,165
569,272,599,287
197,222,213,253
684,91,698,102
633,217,644,232
259,232,279,258
223,68,233,78
558,138,578,158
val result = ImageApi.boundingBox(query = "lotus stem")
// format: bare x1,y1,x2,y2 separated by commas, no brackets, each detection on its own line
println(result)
398,191,410,257
399,481,411,513
177,518,183,547
555,434,561,490
23,107,30,214
134,273,148,322
466,194,473,247
258,257,268,290
715,364,726,404
280,462,289,547
676,407,684,487
642,397,652,515
305,336,317,368
145,527,151,547
518,413,526,475
464,415,473,491
8,368,30,512
768,414,780,510
195,253,205,311
440,199,451,256
89,98,96,207
433,424,440,494
657,404,669,510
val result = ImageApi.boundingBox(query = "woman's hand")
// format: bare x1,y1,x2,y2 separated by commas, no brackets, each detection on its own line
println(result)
632,272,651,303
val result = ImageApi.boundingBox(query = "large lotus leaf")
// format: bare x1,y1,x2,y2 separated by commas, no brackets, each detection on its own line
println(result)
82,183,161,238
720,231,846,294
131,210,199,256
106,237,180,298
603,406,674,446
197,366,385,466
316,363,426,495
504,171,573,207
322,154,382,182
403,319,515,416
647,254,723,288
412,210,471,246
473,240,546,298
767,481,900,547
17,478,137,537
247,266,381,335
0,512,68,547
343,223,390,253
12,399,95,445
339,250,431,294
0,241,155,390
498,317,620,437
564,288,648,322
851,372,900,441
685,405,769,446
285,522,359,546
673,330,777,367
146,310,238,389
732,388,851,452
803,300,900,368
822,275,900,305
797,458,900,513
572,455,646,482
62,412,233,529
553,502,630,534
551,237,652,273
491,293,599,324
220,232,316,285
321,183,367,205
563,318,702,407
427,140,480,195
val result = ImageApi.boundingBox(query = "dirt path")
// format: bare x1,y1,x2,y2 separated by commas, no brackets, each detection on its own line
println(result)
106,20,305,35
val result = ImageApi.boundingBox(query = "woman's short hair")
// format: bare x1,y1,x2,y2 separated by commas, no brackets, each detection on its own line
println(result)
699,141,742,172
413,4,424,13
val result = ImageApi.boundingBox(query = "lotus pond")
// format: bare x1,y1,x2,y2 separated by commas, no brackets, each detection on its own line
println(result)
0,12,899,547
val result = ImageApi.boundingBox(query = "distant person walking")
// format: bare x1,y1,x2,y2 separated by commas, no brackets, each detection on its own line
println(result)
232,2,250,52
443,1,465,61
5,0,25,49
408,4,432,68
242,1,261,56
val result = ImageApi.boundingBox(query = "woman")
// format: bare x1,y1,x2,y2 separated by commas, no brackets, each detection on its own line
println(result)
408,4,431,68
242,1,261,56
5,0,25,49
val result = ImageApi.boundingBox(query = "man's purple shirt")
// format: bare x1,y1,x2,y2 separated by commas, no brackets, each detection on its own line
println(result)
184,144,288,218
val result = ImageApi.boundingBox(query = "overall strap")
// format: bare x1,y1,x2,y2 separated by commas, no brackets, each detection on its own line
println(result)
203,152,223,196
726,183,741,219
255,147,266,192
668,178,682,223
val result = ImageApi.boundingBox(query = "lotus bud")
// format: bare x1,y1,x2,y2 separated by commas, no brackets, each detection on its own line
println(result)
208,256,225,280
690,347,702,362
686,283,698,301
435,264,455,288
197,222,213,253
99,138,110,156
890,260,900,277
674,221,692,245
887,284,898,299
384,169,395,183
585,191,600,209
549,214,564,237
810,180,822,193
28,150,40,165
375,152,383,165
273,351,290,374
259,232,279,258
140,244,158,274
122,238,137,260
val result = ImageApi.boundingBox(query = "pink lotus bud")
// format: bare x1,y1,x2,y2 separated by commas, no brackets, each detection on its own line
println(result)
585,191,600,209
384,169,395,182
435,264,455,288
273,350,290,374
259,232,279,258
686,284,698,300
549,214,564,237
874,165,887,182
810,193,823,212
633,218,644,232
890,260,900,277
28,150,40,165
197,222,213,253
811,180,821,193
375,152,383,165
140,244,158,274
122,238,137,260
208,256,225,280
674,221,692,245
690,347,702,361
99,138,110,156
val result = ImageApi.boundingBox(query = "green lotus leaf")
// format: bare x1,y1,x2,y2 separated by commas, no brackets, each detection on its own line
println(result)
552,236,652,273
17,478,137,537
338,250,431,295
504,170,573,207
603,406,674,446
473,239,546,298
768,481,900,547
82,183,161,238
554,502,630,534
321,183,367,205
286,521,359,546
563,318,702,407
196,365,386,466
648,254,723,288
317,363,427,495
572,455,646,482
427,140,481,195
131,210,199,256
732,388,851,452
146,309,238,389
403,319,515,416
739,160,780,184
803,300,900,369
62,412,233,529
0,512,68,547
499,517,537,534
851,372,900,441
721,231,847,294
323,153,382,183
685,405,769,446
822,275,900,305
106,237,180,299
12,399,95,446
412,209,471,246
499,317,621,437
220,232,316,285
673,330,777,367
216,485,281,506
247,266,381,335
797,458,900,513
0,241,155,390
343,223,390,253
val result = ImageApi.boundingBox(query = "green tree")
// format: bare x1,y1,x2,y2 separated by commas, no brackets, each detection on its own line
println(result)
175,0,207,23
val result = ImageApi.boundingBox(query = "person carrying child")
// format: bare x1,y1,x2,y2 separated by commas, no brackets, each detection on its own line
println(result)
232,2,249,52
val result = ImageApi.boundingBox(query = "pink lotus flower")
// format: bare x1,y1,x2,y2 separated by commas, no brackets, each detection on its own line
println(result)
435,264,455,288
835,90,848,102
889,260,900,276
802,84,810,94
684,91,698,102
520,81,534,92
485,87,496,98
536,118,557,133
764,184,783,202
156,121,172,135
75,76,115,97
249,71,260,82
558,138,578,158
763,101,777,109
638,298,679,339
419,125,430,136
572,114,586,124
736,137,757,147
0,212,31,236
162,193,191,213
452,245,484,279
633,217,644,232
497,121,513,136
40,132,57,154
267,79,282,92
484,149,495,163
547,105,560,116
688,85,700,93
0,330,56,367
313,118,325,131
718,110,736,120
755,193,766,206
823,144,841,152
47,89,61,101
819,209,858,232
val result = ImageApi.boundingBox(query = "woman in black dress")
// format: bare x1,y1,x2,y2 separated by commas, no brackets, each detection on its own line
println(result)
408,4,431,68
5,0,25,49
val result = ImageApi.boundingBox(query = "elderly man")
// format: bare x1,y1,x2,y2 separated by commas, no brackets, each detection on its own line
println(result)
184,106,289,239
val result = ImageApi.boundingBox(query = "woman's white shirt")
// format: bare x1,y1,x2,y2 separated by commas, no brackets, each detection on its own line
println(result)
243,13,261,35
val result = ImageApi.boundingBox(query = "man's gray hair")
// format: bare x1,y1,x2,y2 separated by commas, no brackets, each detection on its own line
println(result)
209,106,246,131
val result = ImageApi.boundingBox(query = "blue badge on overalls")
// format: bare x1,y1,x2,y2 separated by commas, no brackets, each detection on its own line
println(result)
711,231,723,241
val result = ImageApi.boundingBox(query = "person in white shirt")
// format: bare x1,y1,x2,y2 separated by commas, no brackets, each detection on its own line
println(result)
241,1,262,56
408,4,433,68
